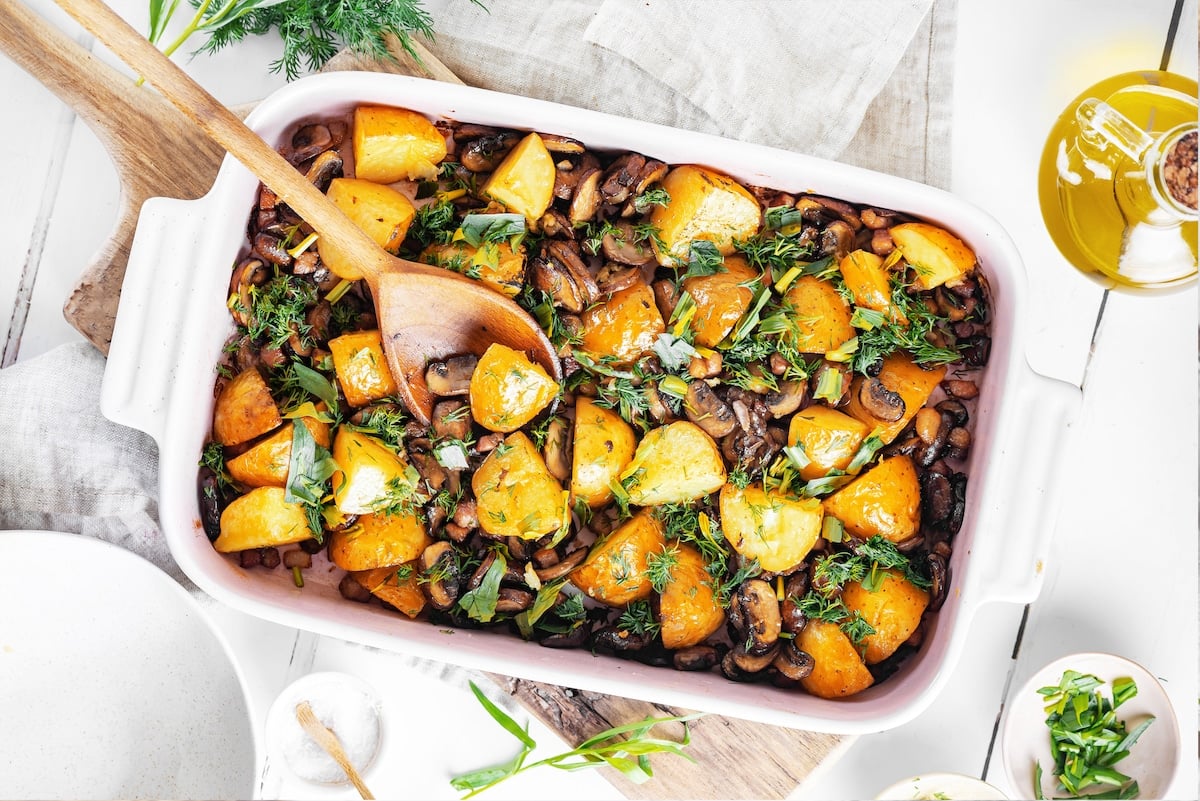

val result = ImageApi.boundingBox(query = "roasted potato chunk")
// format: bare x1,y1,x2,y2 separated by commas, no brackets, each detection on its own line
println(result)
839,249,905,324
469,343,559,433
329,510,431,572
650,165,761,266
482,132,556,223
319,177,416,281
472,432,565,540
570,510,665,607
719,483,823,573
579,280,665,365
571,397,636,508
798,620,875,699
225,418,332,488
353,106,447,183
841,569,930,664
213,368,281,447
622,421,726,506
658,542,725,649
783,275,855,354
821,455,921,543
329,330,399,408
787,406,870,481
680,255,760,348
331,427,415,515
353,564,426,618
890,222,976,290
420,239,526,297
214,486,312,553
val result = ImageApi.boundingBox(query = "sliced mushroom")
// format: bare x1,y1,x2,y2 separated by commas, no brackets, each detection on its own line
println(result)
772,641,815,681
819,220,857,261
871,228,895,256
860,206,901,230
539,622,591,648
779,573,809,634
425,354,478,397
540,133,586,154
727,578,782,656
230,258,270,328
568,165,603,223
432,399,472,441
651,278,680,321
940,379,979,400
453,498,478,530
410,451,448,493
859,377,906,422
764,380,807,418
539,208,573,238
719,650,762,682
534,546,588,582
419,541,461,611
687,351,723,380
303,149,343,192
926,552,949,612
804,194,863,230
460,132,520,172
684,380,737,439
599,152,647,205
595,263,643,295
673,644,722,672
921,470,954,526
731,642,780,673
593,626,654,653
535,240,600,313
253,232,292,267
289,123,333,163
600,220,656,266
541,417,573,482
337,573,373,603
493,587,536,614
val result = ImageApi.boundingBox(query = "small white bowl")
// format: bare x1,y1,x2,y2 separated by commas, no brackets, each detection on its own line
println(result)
1001,653,1179,800
266,671,383,785
875,771,1009,799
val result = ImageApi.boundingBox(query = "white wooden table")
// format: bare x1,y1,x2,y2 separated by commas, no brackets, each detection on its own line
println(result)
2,1,1196,798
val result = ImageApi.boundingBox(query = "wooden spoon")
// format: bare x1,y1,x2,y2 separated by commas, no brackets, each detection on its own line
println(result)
52,0,560,425
294,701,375,800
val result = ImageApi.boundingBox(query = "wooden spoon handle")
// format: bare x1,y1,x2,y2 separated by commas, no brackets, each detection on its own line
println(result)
294,701,375,800
52,0,392,284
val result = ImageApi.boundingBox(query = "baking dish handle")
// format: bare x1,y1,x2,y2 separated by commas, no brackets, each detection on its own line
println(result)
100,195,211,446
975,366,1081,605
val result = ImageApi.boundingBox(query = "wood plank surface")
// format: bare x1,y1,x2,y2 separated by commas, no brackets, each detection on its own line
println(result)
39,30,845,798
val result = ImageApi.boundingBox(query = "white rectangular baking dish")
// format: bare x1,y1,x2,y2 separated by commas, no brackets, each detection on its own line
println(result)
101,72,1079,734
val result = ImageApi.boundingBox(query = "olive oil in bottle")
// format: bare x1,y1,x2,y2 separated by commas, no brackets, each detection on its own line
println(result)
1038,70,1198,292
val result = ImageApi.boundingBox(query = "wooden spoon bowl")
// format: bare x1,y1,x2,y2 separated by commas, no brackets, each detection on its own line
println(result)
51,0,560,425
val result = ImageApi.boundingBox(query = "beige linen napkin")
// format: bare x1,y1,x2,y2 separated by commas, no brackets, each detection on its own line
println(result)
421,0,956,186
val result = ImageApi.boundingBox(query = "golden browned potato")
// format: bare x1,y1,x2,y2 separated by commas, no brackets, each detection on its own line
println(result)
579,281,665,365
318,177,416,280
787,405,870,481
482,132,556,223
331,427,414,515
798,620,875,699
352,564,426,618
843,352,947,443
658,542,725,649
213,368,282,447
214,486,312,552
353,106,447,183
569,510,665,607
329,330,399,408
420,240,526,297
225,418,332,488
841,569,930,664
821,455,921,543
839,250,905,323
719,483,823,572
472,432,565,540
570,397,636,508
622,421,727,506
329,510,431,572
469,343,559,433
783,275,855,354
890,222,977,290
650,165,761,266
680,255,759,347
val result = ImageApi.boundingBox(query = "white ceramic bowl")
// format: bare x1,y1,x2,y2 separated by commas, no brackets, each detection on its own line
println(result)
101,73,1080,734
0,530,257,799
1001,652,1180,800
875,771,1008,799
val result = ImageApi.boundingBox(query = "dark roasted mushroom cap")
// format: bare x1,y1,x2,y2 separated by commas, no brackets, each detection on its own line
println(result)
772,641,816,681
859,377,906,421
728,578,782,656
419,541,461,611
289,123,333,164
425,354,478,397
684,380,738,439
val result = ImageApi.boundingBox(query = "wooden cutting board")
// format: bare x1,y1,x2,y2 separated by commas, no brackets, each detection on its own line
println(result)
0,7,845,795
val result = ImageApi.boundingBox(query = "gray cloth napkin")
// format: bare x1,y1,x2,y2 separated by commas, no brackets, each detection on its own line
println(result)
421,0,957,187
